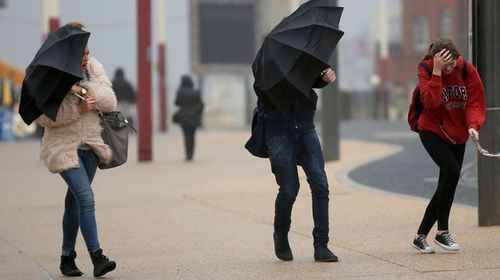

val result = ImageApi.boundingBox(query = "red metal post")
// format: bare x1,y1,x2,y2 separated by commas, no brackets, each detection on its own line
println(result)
158,43,168,132
137,0,152,161
49,17,59,33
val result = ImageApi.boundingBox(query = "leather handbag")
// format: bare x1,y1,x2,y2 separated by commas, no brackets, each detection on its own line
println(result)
244,107,268,158
98,111,137,169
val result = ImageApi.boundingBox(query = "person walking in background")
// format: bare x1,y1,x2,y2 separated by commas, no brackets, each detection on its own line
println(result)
34,22,117,277
112,67,136,125
173,75,204,161
412,38,485,254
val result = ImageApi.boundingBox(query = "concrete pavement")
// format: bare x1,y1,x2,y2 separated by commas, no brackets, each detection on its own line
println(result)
1,130,500,279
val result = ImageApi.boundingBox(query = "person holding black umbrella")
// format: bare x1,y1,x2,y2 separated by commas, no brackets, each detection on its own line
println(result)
21,22,117,277
250,0,344,262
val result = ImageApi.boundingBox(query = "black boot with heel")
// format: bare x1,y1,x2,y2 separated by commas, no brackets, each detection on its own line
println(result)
60,250,83,277
90,249,116,277
273,232,293,261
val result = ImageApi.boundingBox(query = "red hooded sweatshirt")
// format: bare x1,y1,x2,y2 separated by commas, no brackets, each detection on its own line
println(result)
417,56,486,144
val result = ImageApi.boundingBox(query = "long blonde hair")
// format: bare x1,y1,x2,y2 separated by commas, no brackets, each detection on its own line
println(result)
66,21,85,30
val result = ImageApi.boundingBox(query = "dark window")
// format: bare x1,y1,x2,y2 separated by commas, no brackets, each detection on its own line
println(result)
440,8,452,37
198,3,255,64
412,16,429,51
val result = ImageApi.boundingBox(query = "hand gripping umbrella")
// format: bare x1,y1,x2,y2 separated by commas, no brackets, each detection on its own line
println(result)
19,25,90,125
472,135,500,158
252,0,344,113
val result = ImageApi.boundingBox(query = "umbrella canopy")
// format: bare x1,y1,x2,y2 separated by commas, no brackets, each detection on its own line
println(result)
19,25,90,125
252,0,344,113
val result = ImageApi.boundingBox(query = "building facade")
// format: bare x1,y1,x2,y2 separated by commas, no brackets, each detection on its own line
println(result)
398,0,468,92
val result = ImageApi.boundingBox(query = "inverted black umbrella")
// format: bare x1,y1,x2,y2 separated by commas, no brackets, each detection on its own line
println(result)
19,25,90,125
252,0,344,113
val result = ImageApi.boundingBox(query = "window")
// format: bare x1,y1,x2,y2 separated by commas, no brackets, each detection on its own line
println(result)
440,8,452,37
198,3,255,64
412,16,429,51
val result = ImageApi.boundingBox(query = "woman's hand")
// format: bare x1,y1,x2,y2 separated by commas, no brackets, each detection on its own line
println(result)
77,96,96,113
433,49,453,75
469,128,479,140
71,84,85,94
321,68,336,83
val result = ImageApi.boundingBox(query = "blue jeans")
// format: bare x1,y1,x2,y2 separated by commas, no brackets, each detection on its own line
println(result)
266,126,330,247
60,149,101,253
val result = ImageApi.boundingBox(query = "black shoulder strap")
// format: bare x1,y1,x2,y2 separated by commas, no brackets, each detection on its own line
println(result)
419,62,432,78
461,58,468,81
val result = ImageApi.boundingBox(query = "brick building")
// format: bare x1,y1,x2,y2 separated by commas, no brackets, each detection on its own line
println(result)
397,0,469,92
380,0,469,119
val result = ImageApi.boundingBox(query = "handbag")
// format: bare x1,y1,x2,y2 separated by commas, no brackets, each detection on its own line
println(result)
244,107,268,158
172,110,181,124
98,111,137,169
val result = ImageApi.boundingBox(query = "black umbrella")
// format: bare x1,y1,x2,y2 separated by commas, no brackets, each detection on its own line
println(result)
252,0,344,113
19,25,90,125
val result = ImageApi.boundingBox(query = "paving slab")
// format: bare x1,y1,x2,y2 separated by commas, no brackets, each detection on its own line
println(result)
1,130,499,279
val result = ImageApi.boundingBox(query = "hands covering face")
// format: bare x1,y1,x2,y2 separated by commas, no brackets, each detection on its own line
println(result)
433,49,456,74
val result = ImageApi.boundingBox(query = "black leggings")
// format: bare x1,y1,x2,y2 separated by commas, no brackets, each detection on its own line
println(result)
181,125,196,160
417,130,465,235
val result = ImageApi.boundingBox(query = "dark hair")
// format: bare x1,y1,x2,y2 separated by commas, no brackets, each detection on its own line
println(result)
115,68,125,78
424,38,461,60
180,75,194,89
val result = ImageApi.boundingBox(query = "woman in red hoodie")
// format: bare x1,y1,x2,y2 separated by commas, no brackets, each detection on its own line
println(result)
412,38,485,254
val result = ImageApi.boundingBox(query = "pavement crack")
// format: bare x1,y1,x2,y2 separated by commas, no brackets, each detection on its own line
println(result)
0,233,54,280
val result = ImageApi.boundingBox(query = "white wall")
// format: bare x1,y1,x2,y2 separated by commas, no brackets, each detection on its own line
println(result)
0,0,190,130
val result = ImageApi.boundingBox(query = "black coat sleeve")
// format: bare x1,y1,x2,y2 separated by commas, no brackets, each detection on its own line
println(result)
312,76,328,89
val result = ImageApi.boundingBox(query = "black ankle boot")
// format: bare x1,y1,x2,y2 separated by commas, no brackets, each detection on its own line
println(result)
60,250,83,277
90,249,116,277
314,246,338,262
273,232,293,261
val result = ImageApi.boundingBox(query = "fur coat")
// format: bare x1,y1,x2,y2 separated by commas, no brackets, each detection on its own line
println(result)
37,57,117,173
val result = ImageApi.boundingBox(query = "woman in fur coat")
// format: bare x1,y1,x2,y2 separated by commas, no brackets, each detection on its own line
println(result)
36,22,117,278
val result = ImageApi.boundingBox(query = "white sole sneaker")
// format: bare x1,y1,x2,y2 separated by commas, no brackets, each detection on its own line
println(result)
412,244,435,254
434,239,460,251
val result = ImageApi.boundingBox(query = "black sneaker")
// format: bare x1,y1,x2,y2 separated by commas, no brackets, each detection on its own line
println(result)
412,234,435,254
434,231,460,251
314,246,339,262
273,232,293,261
60,250,83,277
90,249,116,277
